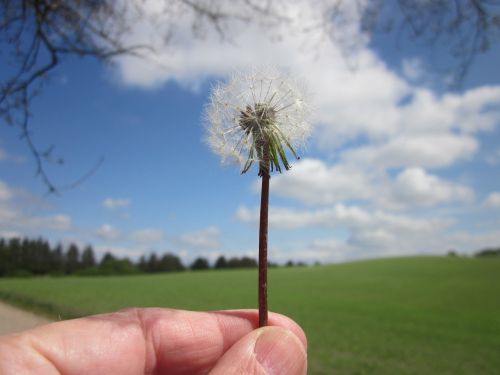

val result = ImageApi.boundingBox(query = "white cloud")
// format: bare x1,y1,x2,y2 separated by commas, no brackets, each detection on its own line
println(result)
484,192,500,208
299,238,350,262
0,209,72,232
235,204,460,263
0,180,73,233
273,226,500,264
96,224,121,241
115,0,325,88
396,87,500,135
267,238,353,264
130,228,164,243
0,231,21,239
343,134,478,170
24,214,73,231
0,181,13,201
446,230,500,252
268,159,473,209
315,82,500,151
268,158,372,205
234,199,470,261
102,198,130,209
176,226,222,250
236,204,451,233
386,167,474,208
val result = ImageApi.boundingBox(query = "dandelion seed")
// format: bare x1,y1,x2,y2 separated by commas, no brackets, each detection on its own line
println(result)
205,66,311,176
204,67,312,327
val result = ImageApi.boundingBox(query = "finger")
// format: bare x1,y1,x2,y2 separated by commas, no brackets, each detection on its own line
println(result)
134,308,307,374
0,308,306,375
209,326,307,375
210,309,307,349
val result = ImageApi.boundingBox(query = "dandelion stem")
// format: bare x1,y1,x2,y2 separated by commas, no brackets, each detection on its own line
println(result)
258,142,270,327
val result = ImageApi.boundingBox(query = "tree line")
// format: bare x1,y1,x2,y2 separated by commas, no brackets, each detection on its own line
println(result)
474,247,500,257
0,237,304,278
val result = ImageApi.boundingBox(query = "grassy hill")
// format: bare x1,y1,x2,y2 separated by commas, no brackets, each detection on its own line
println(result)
1,256,499,374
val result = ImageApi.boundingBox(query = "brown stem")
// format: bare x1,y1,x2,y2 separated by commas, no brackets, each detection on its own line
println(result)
258,145,270,327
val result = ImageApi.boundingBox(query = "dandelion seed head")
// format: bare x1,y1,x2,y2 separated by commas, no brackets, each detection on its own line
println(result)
204,66,312,174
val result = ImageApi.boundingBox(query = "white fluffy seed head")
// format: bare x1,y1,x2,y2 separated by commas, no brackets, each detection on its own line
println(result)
204,66,312,174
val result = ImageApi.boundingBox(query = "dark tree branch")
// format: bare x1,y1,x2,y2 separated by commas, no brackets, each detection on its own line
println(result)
0,0,152,192
393,0,500,86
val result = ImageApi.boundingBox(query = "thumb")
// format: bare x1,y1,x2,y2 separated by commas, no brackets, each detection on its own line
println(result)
209,326,307,375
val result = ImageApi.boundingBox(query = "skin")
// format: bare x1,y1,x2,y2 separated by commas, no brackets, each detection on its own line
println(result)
0,308,307,375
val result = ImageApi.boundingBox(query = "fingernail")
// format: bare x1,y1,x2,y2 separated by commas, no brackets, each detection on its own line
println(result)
254,327,307,375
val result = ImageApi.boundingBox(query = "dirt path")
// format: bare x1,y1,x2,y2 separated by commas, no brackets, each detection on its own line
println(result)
0,301,52,336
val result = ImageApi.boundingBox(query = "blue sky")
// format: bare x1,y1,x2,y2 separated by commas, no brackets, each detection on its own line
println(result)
1,1,499,264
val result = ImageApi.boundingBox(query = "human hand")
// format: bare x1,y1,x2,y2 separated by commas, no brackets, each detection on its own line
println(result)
0,308,307,374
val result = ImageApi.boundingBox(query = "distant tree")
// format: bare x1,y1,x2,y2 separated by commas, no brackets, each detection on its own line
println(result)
227,258,239,268
1,237,50,275
80,256,138,276
0,239,11,276
8,238,21,270
239,257,258,268
50,243,65,275
105,257,137,274
65,243,81,274
33,237,51,274
227,256,257,269
81,245,96,268
138,255,148,273
19,238,32,271
0,237,170,277
147,253,159,273
190,257,210,271
285,260,295,267
214,255,228,269
447,249,458,257
101,252,116,265
475,247,500,257
158,253,185,272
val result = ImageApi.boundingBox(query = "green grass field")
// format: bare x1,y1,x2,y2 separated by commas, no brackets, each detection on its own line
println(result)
1,256,499,374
